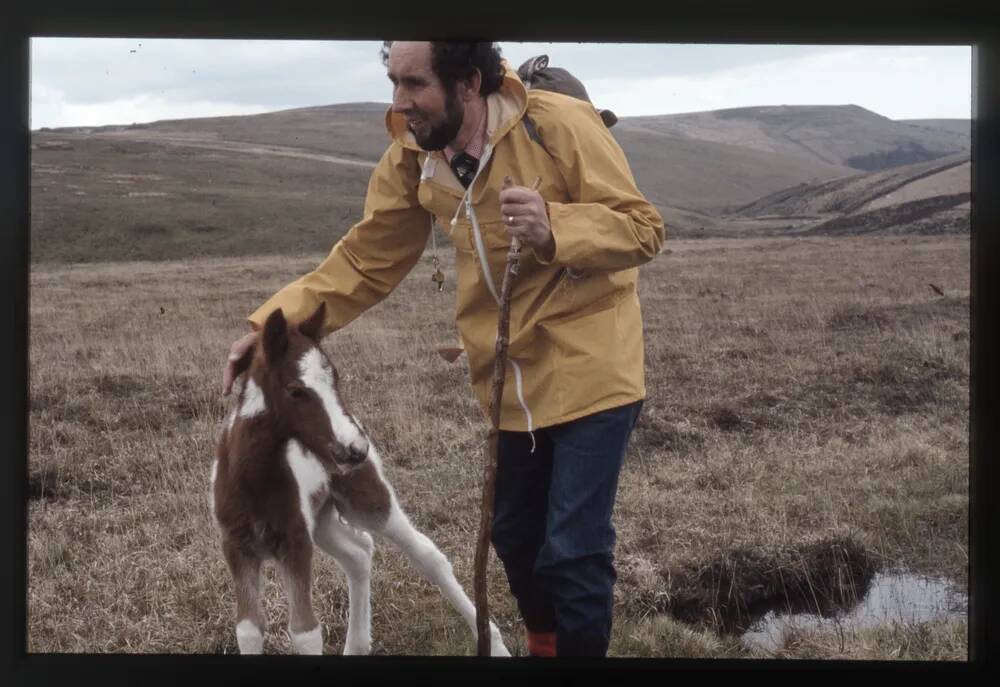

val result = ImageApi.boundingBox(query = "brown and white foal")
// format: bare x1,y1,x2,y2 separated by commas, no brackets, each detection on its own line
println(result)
211,304,510,656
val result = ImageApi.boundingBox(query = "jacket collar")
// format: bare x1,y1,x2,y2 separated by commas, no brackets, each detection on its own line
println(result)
384,60,528,155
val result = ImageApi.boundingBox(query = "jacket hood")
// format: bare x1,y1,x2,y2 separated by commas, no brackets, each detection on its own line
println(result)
384,59,528,152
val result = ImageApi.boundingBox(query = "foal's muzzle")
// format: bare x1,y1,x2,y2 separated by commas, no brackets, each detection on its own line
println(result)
331,437,369,468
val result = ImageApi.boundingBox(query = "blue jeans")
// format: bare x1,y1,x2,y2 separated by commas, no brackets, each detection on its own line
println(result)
490,400,643,657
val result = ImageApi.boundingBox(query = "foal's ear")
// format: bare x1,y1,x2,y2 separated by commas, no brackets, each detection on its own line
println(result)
298,302,326,342
262,308,289,364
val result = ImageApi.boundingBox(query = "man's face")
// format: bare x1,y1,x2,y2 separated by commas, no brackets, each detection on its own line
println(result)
387,41,465,151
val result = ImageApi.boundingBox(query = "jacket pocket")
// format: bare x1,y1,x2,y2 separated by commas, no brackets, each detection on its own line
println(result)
549,301,630,413
545,267,626,324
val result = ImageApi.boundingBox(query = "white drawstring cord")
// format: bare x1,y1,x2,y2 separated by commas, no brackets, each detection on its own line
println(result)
450,144,537,452
510,360,536,452
422,155,439,252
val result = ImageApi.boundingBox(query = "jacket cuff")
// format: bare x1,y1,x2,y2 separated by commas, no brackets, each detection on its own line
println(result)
532,201,560,265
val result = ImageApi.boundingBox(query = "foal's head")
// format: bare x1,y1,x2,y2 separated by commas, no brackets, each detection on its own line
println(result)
232,303,369,471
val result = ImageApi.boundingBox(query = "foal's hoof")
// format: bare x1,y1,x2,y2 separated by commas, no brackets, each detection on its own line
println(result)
489,624,511,657
290,625,323,655
491,642,512,657
343,639,372,656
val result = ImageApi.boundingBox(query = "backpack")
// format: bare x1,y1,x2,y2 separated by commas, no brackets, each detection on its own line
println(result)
516,54,618,129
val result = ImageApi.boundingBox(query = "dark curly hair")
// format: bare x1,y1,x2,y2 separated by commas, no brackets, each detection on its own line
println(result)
380,41,506,96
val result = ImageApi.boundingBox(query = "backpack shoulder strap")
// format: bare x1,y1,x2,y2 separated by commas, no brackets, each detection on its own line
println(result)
523,114,548,154
521,110,570,194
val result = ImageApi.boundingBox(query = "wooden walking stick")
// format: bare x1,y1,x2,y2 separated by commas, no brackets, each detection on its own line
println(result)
474,175,541,656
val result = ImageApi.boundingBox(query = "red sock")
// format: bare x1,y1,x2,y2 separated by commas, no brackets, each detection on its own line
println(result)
526,630,557,657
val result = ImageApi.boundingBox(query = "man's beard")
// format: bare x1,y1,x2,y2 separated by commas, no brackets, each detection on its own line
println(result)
412,87,464,151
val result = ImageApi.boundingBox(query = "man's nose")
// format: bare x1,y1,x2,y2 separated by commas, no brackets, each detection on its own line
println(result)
391,87,410,114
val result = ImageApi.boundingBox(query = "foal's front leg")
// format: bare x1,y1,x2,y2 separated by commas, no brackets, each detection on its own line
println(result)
277,536,323,655
377,497,511,657
222,539,266,655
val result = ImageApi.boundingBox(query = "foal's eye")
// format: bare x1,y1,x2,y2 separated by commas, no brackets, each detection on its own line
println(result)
288,386,309,400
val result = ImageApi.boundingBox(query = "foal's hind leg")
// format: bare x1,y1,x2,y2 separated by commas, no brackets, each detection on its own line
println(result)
313,502,375,655
377,496,511,657
222,538,265,654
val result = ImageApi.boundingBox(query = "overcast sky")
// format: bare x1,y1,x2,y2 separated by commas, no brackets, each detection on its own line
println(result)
29,38,972,130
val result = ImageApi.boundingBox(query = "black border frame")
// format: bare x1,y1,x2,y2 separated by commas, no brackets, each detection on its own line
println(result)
3,2,996,682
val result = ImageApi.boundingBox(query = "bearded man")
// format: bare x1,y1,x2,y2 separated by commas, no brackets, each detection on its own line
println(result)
223,41,664,657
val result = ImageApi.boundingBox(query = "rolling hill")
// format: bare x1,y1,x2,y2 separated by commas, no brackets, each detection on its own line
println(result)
729,153,970,235
899,118,971,138
614,105,968,172
30,103,971,262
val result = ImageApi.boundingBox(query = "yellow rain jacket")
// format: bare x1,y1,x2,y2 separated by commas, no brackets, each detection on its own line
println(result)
248,64,665,431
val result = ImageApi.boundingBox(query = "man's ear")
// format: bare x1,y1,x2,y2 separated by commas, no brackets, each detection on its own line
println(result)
460,68,482,101
298,302,327,342
262,308,289,365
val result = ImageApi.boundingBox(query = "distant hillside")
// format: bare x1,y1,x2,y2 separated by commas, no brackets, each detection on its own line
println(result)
30,129,373,263
46,102,964,216
610,122,854,214
615,105,968,172
48,102,392,163
899,119,971,137
729,153,970,235
29,102,970,262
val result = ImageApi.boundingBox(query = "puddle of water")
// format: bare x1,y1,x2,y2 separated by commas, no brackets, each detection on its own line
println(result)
741,571,968,653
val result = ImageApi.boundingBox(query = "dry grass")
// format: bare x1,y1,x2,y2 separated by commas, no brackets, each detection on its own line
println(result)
753,619,968,661
27,235,969,658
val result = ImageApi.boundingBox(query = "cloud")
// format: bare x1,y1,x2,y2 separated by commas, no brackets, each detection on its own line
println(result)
31,38,392,128
32,92,281,129
584,46,971,119
500,42,838,80
32,38,385,102
29,39,971,129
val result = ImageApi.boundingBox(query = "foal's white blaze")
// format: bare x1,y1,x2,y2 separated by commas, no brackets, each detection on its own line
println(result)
297,349,367,452
285,439,329,539
239,378,266,419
